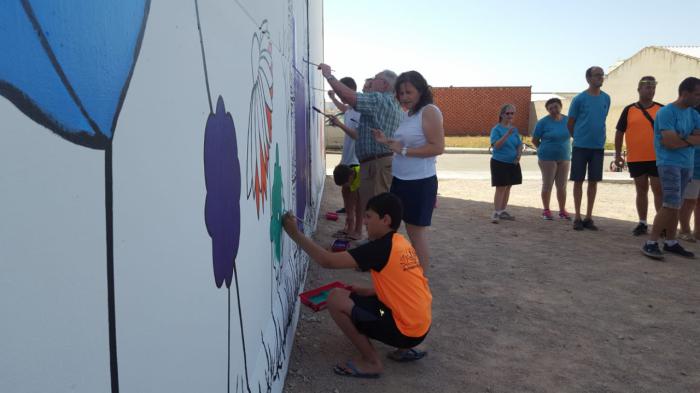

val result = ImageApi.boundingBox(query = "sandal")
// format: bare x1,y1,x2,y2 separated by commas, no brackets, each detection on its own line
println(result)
332,360,381,379
387,348,427,362
332,230,348,239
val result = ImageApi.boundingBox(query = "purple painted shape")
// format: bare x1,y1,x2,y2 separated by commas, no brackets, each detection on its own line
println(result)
294,71,309,227
204,96,241,288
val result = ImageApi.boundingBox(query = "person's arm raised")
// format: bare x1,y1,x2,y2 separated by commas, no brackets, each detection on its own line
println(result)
330,116,359,140
328,90,349,112
319,63,357,108
282,212,358,269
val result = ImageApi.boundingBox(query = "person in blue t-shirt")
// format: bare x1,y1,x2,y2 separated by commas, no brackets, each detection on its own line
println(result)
489,103,523,223
678,134,700,242
532,97,572,221
642,77,700,260
567,66,611,231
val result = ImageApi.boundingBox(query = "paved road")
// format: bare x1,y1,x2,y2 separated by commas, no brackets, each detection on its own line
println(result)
325,152,632,183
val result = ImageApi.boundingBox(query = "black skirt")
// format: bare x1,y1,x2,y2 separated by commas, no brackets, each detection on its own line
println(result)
490,158,522,187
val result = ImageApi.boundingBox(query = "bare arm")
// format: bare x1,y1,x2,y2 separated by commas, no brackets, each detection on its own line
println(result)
686,130,700,145
403,105,445,157
514,143,523,163
328,91,349,112
660,130,693,149
319,64,357,108
329,116,359,140
492,127,515,149
531,136,541,148
614,130,625,166
372,107,445,157
282,213,358,269
567,117,576,137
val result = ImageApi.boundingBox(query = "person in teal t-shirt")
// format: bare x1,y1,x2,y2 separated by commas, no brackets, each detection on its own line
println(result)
532,97,572,220
642,77,700,260
489,103,522,223
677,105,700,243
567,66,611,231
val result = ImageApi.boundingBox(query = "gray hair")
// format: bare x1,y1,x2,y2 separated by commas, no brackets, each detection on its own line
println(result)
498,103,516,122
376,69,398,92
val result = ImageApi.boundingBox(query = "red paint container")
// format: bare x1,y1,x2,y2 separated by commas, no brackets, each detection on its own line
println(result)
299,281,352,311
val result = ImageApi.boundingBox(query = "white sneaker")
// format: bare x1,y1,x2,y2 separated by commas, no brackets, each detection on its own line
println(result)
491,212,500,224
499,211,515,221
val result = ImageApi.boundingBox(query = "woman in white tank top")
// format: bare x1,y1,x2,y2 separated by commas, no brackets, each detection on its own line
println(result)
372,71,445,270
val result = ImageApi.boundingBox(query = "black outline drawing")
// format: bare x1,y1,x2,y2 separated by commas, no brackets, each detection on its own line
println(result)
245,20,274,218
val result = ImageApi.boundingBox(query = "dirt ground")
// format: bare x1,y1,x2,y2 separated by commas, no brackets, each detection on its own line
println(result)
283,177,700,393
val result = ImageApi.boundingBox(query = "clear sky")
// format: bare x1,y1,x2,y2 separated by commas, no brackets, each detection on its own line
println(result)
323,0,700,92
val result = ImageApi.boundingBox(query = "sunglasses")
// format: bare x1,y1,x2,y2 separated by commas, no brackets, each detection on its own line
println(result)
504,111,515,115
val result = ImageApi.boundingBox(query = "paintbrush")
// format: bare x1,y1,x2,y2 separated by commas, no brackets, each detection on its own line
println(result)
312,106,339,119
303,59,335,71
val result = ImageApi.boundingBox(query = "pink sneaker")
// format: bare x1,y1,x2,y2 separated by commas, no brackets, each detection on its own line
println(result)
558,210,571,220
542,209,553,220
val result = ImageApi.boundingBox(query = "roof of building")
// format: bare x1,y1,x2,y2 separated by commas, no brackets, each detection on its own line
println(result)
661,46,700,60
607,46,700,77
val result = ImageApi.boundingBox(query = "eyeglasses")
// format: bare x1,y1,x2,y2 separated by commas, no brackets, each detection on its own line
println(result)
590,73,605,77
504,111,515,115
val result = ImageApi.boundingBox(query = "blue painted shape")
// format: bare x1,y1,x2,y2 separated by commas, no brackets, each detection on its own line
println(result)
0,0,150,149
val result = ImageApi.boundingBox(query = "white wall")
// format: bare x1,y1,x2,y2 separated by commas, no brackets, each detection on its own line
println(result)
0,1,324,392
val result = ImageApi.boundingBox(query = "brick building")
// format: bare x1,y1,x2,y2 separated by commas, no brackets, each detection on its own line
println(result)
432,86,531,136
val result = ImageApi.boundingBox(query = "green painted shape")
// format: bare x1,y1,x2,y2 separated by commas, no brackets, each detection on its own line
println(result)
309,290,330,305
270,144,284,262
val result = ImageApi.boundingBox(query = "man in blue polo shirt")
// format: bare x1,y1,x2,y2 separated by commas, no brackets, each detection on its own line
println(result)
567,66,611,231
642,77,700,260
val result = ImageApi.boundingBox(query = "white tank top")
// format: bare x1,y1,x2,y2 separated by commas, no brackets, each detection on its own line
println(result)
392,104,440,180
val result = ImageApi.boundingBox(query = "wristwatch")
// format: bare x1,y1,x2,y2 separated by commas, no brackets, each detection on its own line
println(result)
401,146,408,156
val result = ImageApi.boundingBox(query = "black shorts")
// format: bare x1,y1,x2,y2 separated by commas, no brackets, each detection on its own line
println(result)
628,160,659,178
490,159,522,187
350,293,428,349
570,147,604,182
390,175,438,226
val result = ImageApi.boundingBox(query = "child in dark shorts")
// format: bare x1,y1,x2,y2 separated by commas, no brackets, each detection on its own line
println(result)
282,192,432,378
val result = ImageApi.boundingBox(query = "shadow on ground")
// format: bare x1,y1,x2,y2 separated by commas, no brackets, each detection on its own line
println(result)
284,177,700,393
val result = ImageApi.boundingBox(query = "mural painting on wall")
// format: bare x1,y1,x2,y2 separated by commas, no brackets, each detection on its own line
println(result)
0,1,151,392
246,20,274,217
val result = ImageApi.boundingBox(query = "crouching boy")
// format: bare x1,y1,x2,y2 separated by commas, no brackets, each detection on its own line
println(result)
282,192,432,378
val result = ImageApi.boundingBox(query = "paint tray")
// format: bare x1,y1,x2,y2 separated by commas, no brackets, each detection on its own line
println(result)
299,281,351,312
331,239,350,252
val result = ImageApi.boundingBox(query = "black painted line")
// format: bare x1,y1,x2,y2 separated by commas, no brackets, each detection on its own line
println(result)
194,0,214,113
105,145,119,393
228,287,231,393
232,264,252,393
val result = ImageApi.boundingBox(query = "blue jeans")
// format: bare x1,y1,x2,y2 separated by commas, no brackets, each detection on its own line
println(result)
658,165,693,209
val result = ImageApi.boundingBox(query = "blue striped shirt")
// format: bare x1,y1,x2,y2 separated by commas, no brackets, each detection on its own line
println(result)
354,92,403,160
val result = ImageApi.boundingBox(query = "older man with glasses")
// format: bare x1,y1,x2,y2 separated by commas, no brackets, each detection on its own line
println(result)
319,64,403,239
614,76,664,236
